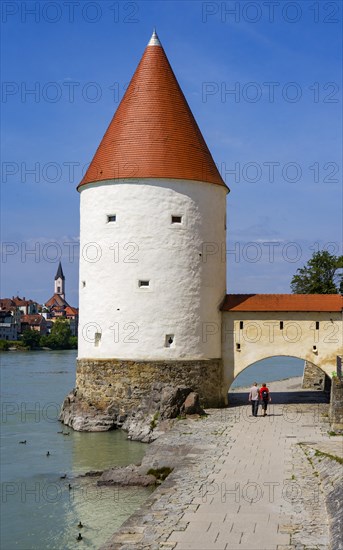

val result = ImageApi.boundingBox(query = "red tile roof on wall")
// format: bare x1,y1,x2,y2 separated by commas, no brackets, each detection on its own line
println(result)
221,294,343,312
78,31,226,190
21,314,45,326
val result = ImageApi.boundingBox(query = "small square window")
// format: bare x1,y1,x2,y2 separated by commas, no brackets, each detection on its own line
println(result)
138,280,150,288
171,215,182,224
107,215,116,222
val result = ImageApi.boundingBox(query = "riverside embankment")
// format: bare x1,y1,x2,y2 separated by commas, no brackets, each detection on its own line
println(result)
100,377,342,550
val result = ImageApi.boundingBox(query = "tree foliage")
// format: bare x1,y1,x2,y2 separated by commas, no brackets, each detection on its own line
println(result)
291,251,343,294
22,328,41,349
0,339,10,351
40,318,76,350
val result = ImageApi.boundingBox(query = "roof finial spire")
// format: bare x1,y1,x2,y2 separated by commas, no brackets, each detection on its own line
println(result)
148,28,161,47
55,261,65,280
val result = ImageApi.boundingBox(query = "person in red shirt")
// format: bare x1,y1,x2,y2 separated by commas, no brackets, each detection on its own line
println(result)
259,383,271,416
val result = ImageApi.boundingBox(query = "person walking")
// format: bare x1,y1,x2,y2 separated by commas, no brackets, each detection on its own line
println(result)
259,383,271,416
248,382,259,417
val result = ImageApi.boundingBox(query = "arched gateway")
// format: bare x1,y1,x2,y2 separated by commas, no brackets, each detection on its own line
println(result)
60,31,343,432
221,293,343,399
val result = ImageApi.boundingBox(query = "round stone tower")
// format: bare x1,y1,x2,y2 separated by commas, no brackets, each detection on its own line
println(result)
76,31,229,412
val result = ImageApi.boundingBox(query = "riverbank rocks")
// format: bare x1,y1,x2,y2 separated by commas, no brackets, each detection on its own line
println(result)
181,391,205,416
59,390,118,431
59,384,206,441
97,466,157,487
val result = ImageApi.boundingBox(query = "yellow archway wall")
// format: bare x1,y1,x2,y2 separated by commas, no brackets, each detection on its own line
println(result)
222,310,342,393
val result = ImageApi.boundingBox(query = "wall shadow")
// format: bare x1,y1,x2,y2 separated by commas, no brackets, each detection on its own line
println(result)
228,389,330,407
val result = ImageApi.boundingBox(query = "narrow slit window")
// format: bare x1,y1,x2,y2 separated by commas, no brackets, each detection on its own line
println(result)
107,215,116,223
138,280,150,288
236,343,241,351
280,321,284,330
316,321,320,330
171,215,182,224
165,334,174,347
239,321,244,330
82,281,86,288
94,332,101,347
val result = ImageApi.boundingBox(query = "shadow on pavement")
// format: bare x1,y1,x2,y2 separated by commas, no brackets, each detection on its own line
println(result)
228,390,330,407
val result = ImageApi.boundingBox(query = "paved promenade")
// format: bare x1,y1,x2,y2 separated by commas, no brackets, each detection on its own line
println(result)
101,378,341,550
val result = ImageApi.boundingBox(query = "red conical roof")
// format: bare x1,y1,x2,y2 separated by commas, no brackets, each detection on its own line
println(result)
78,31,226,190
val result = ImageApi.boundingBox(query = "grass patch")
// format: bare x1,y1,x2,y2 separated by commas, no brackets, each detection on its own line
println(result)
328,431,342,437
149,412,159,431
147,467,173,481
314,449,343,465
0,340,28,351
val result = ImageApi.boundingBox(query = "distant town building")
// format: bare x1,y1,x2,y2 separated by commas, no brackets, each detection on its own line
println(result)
0,310,18,340
0,299,22,328
0,262,78,340
12,297,38,315
21,314,47,335
44,262,78,335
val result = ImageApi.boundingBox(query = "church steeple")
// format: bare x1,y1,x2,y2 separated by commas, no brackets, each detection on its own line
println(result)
54,262,65,299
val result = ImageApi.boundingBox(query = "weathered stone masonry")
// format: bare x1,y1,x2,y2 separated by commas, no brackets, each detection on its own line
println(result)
75,358,225,412
329,376,343,430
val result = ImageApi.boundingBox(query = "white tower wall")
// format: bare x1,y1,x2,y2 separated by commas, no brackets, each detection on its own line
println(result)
78,178,227,361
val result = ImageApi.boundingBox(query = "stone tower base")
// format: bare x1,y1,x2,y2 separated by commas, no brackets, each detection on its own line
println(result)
59,358,225,436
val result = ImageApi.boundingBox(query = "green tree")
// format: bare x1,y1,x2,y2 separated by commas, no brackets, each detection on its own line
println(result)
22,328,41,349
291,251,343,294
0,339,10,351
68,335,78,349
43,318,73,350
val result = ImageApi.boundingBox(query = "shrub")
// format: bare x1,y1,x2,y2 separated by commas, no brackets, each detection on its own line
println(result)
0,340,10,351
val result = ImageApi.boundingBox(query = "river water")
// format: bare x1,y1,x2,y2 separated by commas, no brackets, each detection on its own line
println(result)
0,350,304,549
0,350,151,550
230,355,304,388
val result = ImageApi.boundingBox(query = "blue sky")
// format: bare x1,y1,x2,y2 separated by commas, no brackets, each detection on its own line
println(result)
1,0,342,307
